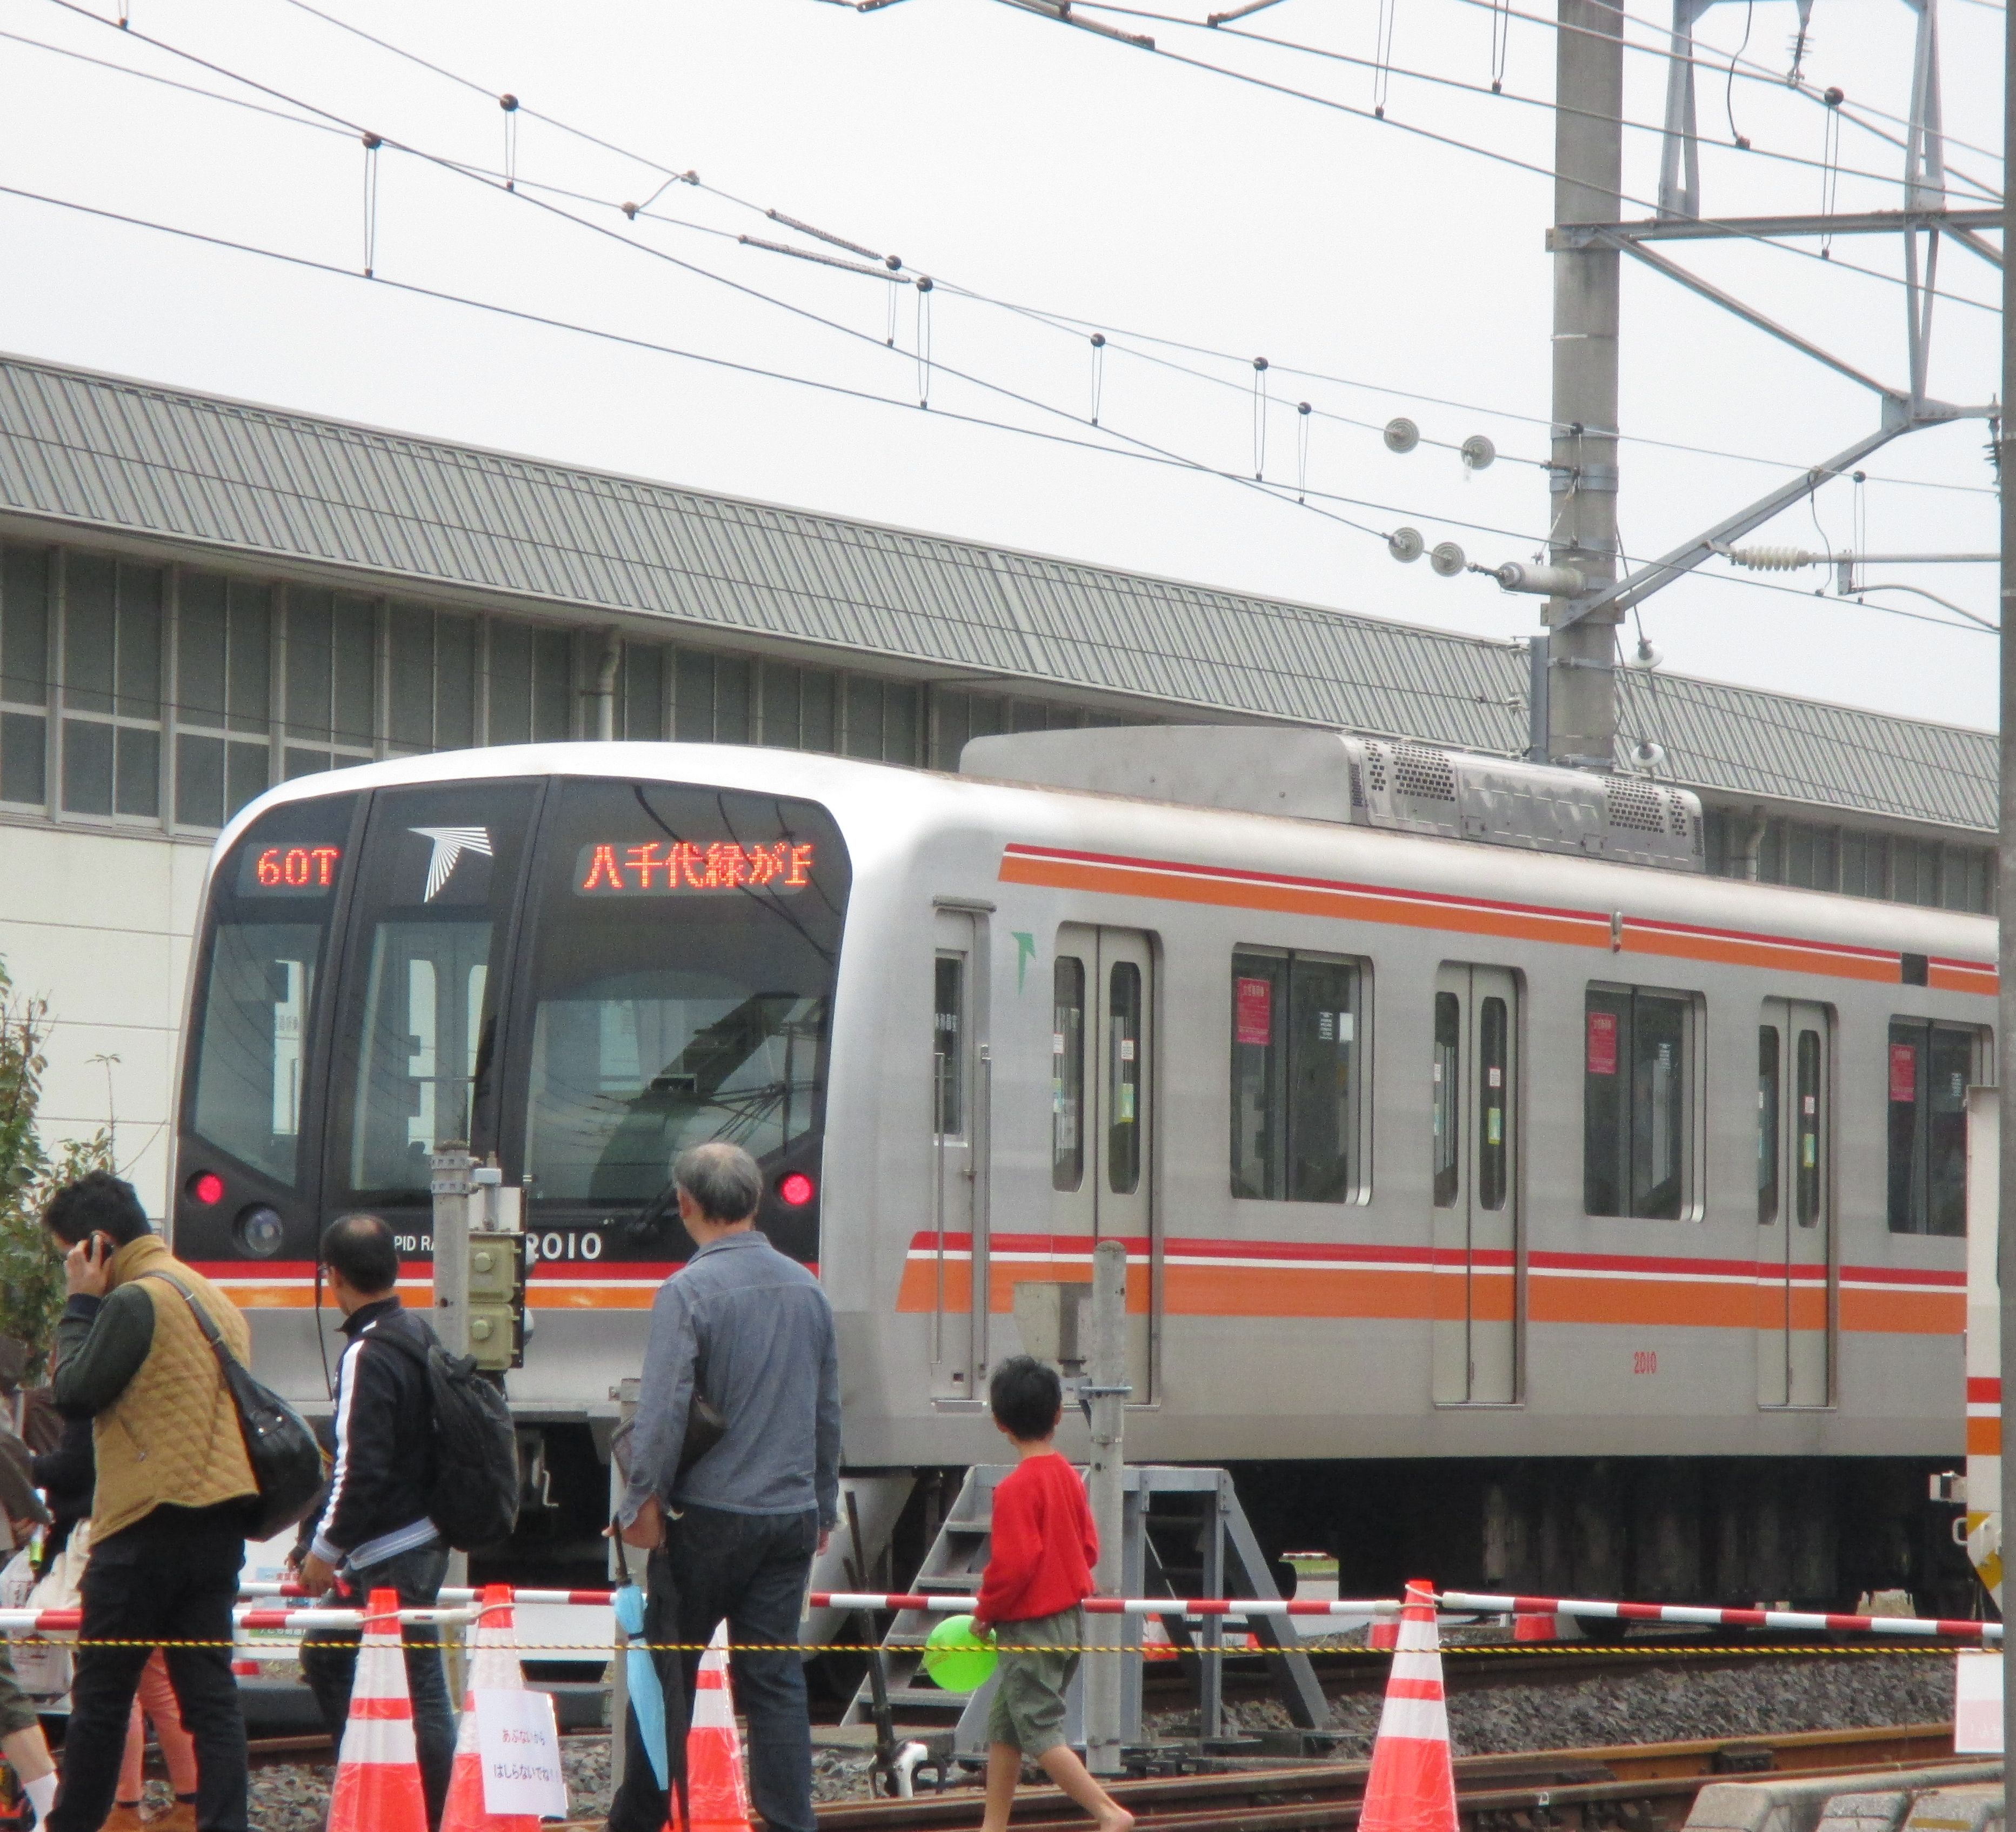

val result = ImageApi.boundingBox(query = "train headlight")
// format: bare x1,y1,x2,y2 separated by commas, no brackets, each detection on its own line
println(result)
188,1171,225,1207
234,1205,285,1258
778,1172,816,1207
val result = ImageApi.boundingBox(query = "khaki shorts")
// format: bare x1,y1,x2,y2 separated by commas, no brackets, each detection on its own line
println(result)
985,1604,1082,1759
0,1642,39,1737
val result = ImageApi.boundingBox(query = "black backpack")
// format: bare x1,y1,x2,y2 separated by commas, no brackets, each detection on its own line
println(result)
375,1328,522,1552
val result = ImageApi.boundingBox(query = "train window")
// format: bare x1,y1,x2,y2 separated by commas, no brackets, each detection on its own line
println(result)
1584,985,1698,1220
1757,1027,1780,1225
1231,948,1364,1203
1108,961,1142,1195
1795,1028,1822,1227
1477,995,1508,1211
183,792,357,1185
934,956,964,1138
1052,957,1086,1192
1887,1019,1979,1236
517,780,849,1226
331,783,538,1203
1432,992,1459,1207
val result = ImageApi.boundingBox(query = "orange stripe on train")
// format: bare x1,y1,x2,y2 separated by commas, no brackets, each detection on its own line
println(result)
999,844,1998,993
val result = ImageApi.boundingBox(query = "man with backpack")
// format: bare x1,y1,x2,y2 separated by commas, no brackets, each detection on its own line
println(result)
292,1215,457,1829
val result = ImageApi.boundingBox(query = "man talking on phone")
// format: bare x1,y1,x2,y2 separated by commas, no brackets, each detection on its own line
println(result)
41,1171,257,1832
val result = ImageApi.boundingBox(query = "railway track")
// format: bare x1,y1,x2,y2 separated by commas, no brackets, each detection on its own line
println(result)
813,1723,1969,1832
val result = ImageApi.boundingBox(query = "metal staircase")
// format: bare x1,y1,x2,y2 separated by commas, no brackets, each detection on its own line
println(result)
841,1465,1330,1762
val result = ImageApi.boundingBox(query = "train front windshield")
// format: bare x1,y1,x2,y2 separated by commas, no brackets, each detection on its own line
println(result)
175,774,850,1269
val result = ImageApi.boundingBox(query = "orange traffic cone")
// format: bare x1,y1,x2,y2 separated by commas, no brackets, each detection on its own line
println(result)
326,1588,428,1832
440,1585,544,1832
670,1621,754,1832
1359,1580,1458,1832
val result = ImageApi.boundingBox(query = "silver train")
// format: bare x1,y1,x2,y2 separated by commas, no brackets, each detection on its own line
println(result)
169,728,1987,1608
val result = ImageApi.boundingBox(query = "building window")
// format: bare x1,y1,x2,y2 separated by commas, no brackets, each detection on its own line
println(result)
1584,985,1698,1219
1230,948,1365,1203
622,642,667,741
1887,1019,1979,1236
488,620,573,745
175,572,272,828
0,545,50,807
388,605,477,754
1705,808,1993,916
62,553,163,819
282,588,376,780
842,676,922,764
674,648,751,744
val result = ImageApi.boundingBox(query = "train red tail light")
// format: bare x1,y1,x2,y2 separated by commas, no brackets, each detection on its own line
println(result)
188,1172,225,1207
778,1172,816,1207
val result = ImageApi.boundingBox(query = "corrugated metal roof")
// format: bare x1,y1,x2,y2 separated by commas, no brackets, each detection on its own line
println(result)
0,351,1992,833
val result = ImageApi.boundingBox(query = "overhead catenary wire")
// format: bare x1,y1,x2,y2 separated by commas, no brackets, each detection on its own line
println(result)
0,177,1982,647
1067,0,2006,197
170,0,1997,497
1111,2,2000,203
1027,4,2002,317
3,12,1552,479
245,0,2010,412
32,0,1990,619
1427,0,2007,177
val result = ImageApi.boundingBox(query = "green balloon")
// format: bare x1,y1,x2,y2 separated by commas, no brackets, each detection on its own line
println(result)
922,1613,999,1693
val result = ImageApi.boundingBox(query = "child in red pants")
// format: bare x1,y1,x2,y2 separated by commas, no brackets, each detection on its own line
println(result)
107,1650,197,1830
972,1358,1131,1832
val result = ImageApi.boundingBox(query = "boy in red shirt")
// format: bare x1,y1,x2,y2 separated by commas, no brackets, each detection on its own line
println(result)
972,1356,1133,1832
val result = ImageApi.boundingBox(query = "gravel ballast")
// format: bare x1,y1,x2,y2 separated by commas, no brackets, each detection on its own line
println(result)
239,1653,1961,1824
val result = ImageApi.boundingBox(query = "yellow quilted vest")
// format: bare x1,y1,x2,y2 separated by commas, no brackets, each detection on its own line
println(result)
89,1235,257,1541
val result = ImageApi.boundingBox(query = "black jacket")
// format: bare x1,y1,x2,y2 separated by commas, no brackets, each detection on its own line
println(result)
30,1412,92,1566
298,1298,441,1570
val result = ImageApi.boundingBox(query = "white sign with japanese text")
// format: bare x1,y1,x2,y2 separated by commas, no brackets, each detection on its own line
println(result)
475,1687,569,1816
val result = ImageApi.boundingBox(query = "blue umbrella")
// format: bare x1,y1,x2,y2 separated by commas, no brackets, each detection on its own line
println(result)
614,1580,670,1789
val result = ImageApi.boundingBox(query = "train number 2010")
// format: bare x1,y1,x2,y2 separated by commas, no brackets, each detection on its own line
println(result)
528,1231,604,1263
1632,1350,1658,1375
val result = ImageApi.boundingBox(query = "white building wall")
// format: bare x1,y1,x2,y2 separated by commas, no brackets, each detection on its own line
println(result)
0,823,209,1216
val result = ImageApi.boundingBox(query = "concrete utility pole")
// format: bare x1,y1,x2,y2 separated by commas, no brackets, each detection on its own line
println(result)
1083,1239,1129,1776
1997,0,2014,1788
1543,0,1625,766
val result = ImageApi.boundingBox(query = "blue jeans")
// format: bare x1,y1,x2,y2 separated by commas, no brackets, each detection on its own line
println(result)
610,1505,820,1832
300,1543,456,1831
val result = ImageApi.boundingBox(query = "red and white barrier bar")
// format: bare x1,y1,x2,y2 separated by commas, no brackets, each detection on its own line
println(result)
0,1604,481,1635
810,1592,1400,1618
238,1582,614,1607
1436,1590,2004,1643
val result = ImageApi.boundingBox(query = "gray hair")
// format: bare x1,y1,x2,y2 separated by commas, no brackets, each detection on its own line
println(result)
674,1141,764,1224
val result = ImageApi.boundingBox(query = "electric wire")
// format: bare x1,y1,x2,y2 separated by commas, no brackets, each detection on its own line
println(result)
224,0,2000,493
1025,5,2001,316
1105,4,1987,203
26,0,1413,551
1072,0,2007,184
0,14,1555,484
1433,0,2007,178
946,285,1996,494
0,176,1984,644
23,1,1994,624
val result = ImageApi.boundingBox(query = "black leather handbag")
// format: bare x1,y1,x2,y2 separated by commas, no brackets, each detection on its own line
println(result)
145,1272,330,1538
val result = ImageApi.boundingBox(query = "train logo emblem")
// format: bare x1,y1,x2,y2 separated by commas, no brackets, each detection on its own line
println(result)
410,825,493,901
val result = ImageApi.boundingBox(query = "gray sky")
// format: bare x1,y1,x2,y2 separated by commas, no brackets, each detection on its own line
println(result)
0,0,2000,728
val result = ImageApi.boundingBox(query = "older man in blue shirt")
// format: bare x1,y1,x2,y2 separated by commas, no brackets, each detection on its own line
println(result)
611,1140,842,1832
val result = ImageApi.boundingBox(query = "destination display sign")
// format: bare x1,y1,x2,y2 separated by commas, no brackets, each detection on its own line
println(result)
238,843,344,895
575,838,818,894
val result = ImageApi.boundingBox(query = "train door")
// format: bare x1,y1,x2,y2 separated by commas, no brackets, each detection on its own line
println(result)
1430,964,1519,1405
1757,999,1832,1408
930,910,988,1402
1053,925,1156,1400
